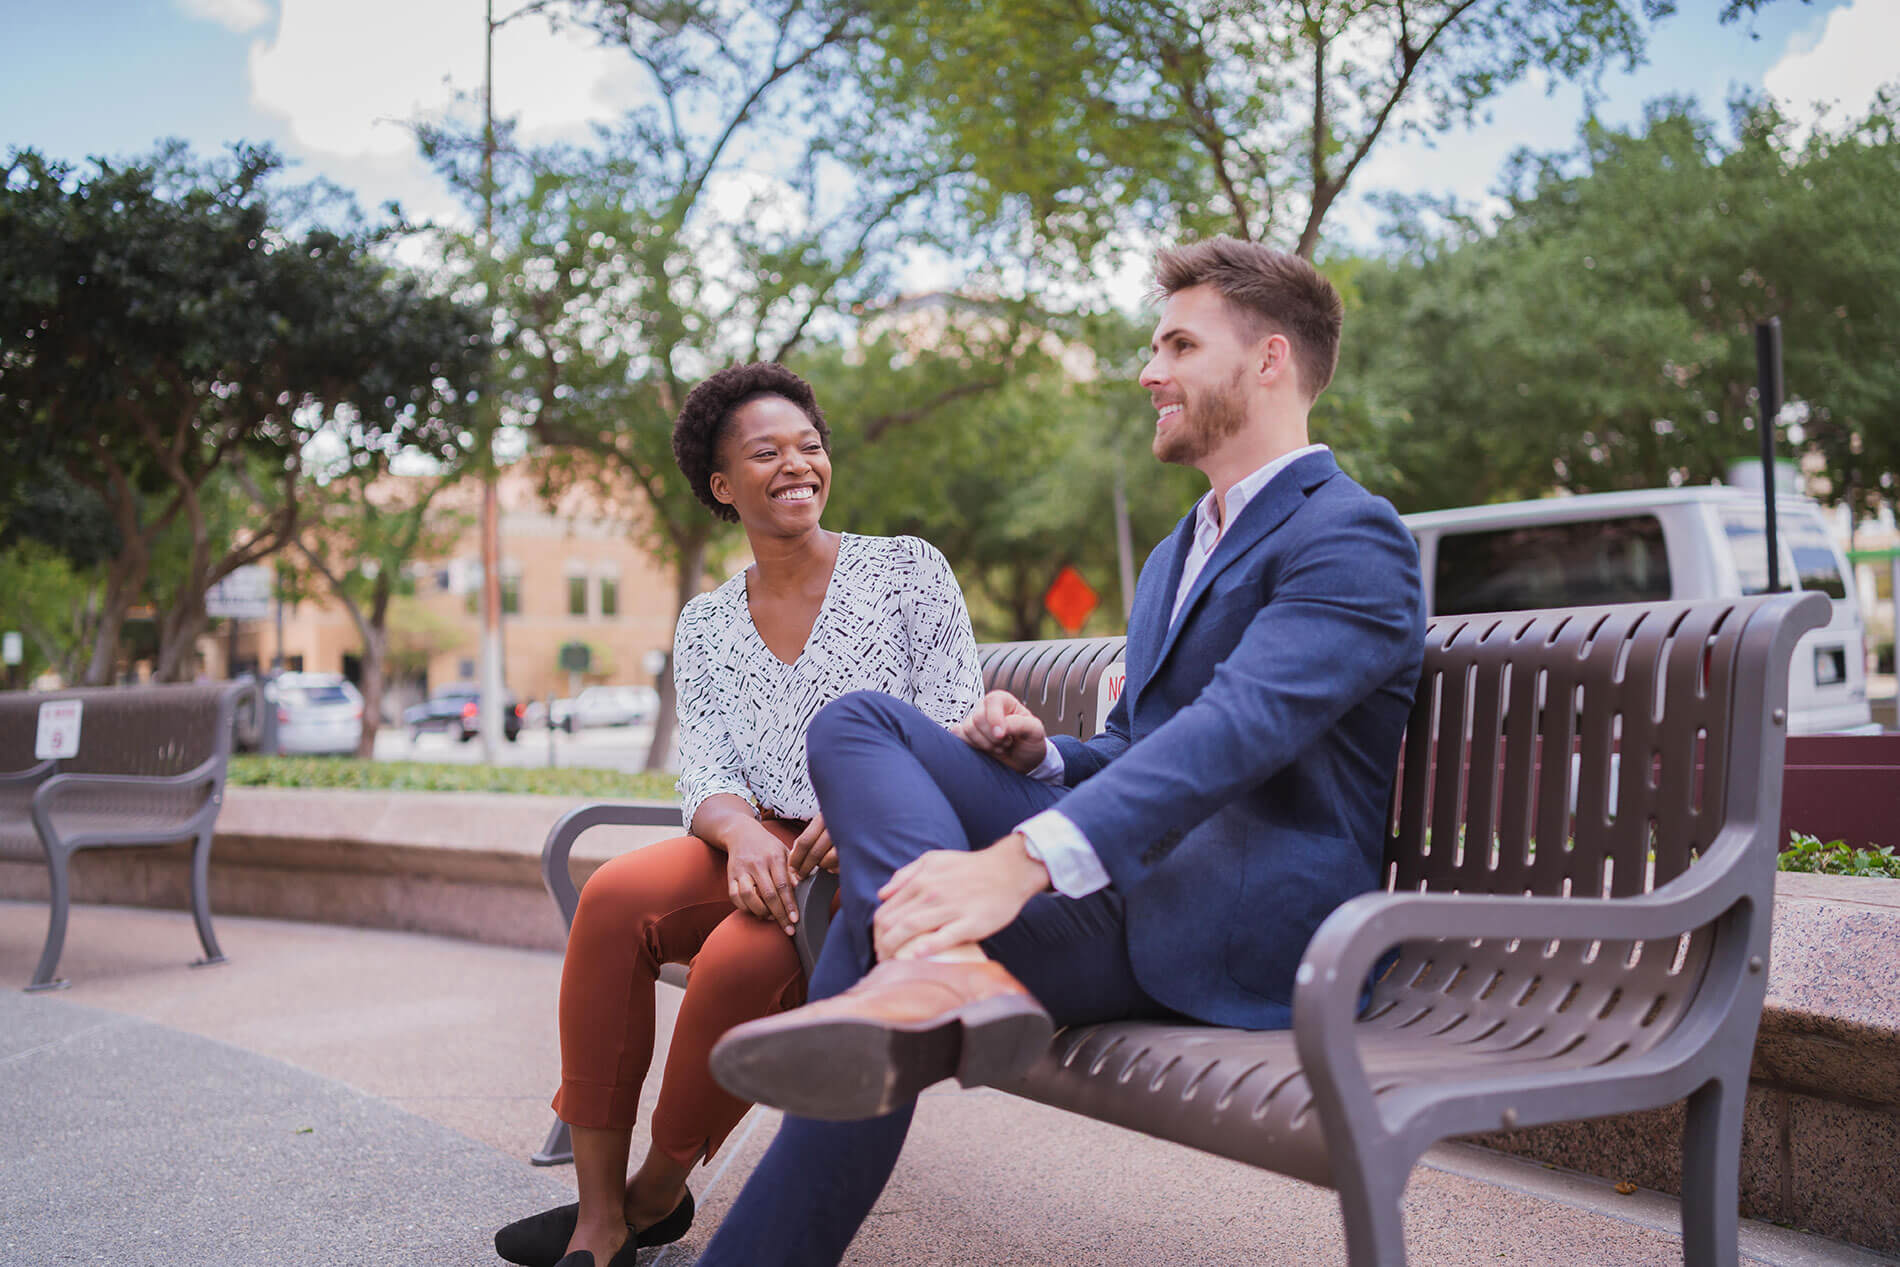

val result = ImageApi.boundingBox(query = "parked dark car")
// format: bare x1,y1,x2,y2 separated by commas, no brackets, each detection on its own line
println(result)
403,684,522,742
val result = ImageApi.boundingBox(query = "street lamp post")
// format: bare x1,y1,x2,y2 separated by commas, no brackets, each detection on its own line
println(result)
475,0,554,761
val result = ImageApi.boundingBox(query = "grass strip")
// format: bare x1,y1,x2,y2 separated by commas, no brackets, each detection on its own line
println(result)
227,754,679,801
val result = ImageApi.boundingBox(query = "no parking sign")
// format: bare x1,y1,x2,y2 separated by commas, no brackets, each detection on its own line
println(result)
35,699,82,760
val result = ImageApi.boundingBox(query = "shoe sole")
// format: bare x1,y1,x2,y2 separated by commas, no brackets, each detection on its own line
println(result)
711,994,1053,1120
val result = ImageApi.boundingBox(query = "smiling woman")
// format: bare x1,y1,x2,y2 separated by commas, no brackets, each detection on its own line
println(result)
491,362,985,1267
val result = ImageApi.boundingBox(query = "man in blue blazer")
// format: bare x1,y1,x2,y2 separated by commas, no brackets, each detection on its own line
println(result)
693,238,1424,1267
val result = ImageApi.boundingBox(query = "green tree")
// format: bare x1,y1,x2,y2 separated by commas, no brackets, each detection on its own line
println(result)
853,0,1774,264
1343,93,1900,512
0,144,488,682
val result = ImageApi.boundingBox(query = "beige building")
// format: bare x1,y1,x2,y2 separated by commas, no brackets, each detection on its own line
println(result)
222,465,692,714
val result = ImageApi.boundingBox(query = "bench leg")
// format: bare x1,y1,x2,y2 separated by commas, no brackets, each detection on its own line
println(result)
187,826,227,969
532,1116,573,1167
26,848,72,992
1334,1158,1411,1267
1680,1075,1744,1267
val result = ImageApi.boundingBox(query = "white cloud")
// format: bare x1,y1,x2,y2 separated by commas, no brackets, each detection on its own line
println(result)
247,0,642,163
178,0,273,34
1764,0,1899,126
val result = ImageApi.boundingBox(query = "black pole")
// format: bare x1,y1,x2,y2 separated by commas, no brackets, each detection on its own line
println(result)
1755,318,1783,592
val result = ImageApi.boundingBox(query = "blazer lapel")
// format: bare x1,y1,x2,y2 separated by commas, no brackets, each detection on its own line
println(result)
1149,450,1340,676
1123,511,1194,718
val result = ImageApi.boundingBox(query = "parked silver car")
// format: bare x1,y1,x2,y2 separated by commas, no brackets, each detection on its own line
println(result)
549,685,659,732
267,673,364,756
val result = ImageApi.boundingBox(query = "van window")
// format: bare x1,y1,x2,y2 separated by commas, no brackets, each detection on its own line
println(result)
1434,516,1671,615
1717,507,1847,600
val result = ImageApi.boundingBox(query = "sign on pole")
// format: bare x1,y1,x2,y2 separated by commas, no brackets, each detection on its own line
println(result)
1043,566,1099,636
1,631,21,666
36,699,82,760
206,565,272,620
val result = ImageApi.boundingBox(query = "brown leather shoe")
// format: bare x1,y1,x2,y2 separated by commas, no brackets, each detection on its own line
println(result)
709,958,1053,1120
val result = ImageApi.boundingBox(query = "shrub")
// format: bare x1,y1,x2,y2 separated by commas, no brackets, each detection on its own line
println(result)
227,755,678,801
1779,831,1900,879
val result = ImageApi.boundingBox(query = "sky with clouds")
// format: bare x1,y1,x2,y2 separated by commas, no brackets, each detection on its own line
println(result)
2,0,1894,270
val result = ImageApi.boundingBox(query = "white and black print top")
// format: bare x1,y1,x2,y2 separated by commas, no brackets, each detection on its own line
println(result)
673,533,985,829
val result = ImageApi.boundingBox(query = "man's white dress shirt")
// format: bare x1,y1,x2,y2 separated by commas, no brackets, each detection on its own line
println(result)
1014,444,1330,897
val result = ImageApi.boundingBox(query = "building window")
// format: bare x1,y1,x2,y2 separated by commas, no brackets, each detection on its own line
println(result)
501,574,521,615
600,577,618,618
568,576,589,617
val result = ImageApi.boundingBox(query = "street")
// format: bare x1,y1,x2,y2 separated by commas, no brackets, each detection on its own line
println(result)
372,722,669,772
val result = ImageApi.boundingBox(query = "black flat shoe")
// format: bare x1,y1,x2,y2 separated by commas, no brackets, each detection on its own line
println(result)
554,1233,644,1267
634,1189,695,1248
497,1190,692,1266
497,1203,626,1267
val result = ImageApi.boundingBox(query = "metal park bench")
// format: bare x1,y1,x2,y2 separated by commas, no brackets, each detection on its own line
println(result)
0,683,254,991
535,592,1822,1266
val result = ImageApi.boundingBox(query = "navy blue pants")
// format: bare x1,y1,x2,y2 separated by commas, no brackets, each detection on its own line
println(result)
696,691,1178,1267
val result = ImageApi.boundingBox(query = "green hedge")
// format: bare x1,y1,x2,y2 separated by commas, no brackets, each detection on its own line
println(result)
1780,831,1900,879
227,755,678,801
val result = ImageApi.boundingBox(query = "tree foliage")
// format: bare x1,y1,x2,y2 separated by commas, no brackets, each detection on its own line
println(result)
856,0,1704,263
1341,93,1900,513
0,144,488,681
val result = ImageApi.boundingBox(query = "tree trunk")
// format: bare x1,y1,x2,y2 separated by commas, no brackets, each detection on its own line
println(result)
1008,563,1043,642
153,583,212,681
84,547,148,685
355,624,388,759
644,523,710,774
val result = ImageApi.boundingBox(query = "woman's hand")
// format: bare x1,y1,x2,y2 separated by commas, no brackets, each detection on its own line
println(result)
788,812,836,878
725,822,798,934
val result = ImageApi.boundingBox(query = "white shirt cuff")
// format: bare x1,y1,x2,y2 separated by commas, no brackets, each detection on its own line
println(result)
1017,809,1110,899
1027,742,1066,783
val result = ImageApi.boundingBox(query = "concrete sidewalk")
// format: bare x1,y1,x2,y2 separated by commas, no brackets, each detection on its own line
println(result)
2,901,1891,1267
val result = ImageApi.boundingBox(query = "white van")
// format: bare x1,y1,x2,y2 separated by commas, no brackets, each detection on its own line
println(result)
1402,487,1876,735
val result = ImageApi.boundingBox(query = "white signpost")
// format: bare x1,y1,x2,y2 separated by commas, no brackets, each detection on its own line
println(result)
36,699,82,760
205,565,272,621
2,631,20,666
1094,662,1126,735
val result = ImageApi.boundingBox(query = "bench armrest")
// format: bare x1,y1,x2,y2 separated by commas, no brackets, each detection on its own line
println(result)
1291,818,1770,1144
34,760,224,810
539,801,838,978
31,758,227,845
540,802,687,932
0,760,56,788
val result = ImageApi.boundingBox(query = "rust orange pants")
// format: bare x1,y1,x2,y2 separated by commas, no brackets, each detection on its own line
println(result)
550,822,812,1163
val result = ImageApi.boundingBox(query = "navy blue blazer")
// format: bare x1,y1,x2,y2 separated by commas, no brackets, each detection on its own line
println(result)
1048,450,1423,1029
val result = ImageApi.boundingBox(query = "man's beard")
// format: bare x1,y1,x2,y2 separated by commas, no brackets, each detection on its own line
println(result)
1154,366,1249,466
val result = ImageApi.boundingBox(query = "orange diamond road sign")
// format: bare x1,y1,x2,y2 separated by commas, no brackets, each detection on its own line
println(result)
1044,565,1098,635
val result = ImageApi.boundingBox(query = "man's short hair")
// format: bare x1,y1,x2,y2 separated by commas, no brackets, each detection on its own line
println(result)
1153,238,1344,401
672,362,831,524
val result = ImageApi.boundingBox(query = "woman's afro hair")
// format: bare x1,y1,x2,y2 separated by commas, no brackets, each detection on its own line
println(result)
672,363,832,524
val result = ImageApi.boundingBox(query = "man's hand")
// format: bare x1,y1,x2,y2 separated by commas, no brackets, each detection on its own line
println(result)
953,690,1049,774
726,823,798,934
788,812,836,878
873,834,1050,961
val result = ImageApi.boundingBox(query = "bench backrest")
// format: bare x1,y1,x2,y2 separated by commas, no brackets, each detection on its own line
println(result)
0,684,251,777
979,594,1816,1061
1362,595,1812,1066
977,637,1127,739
